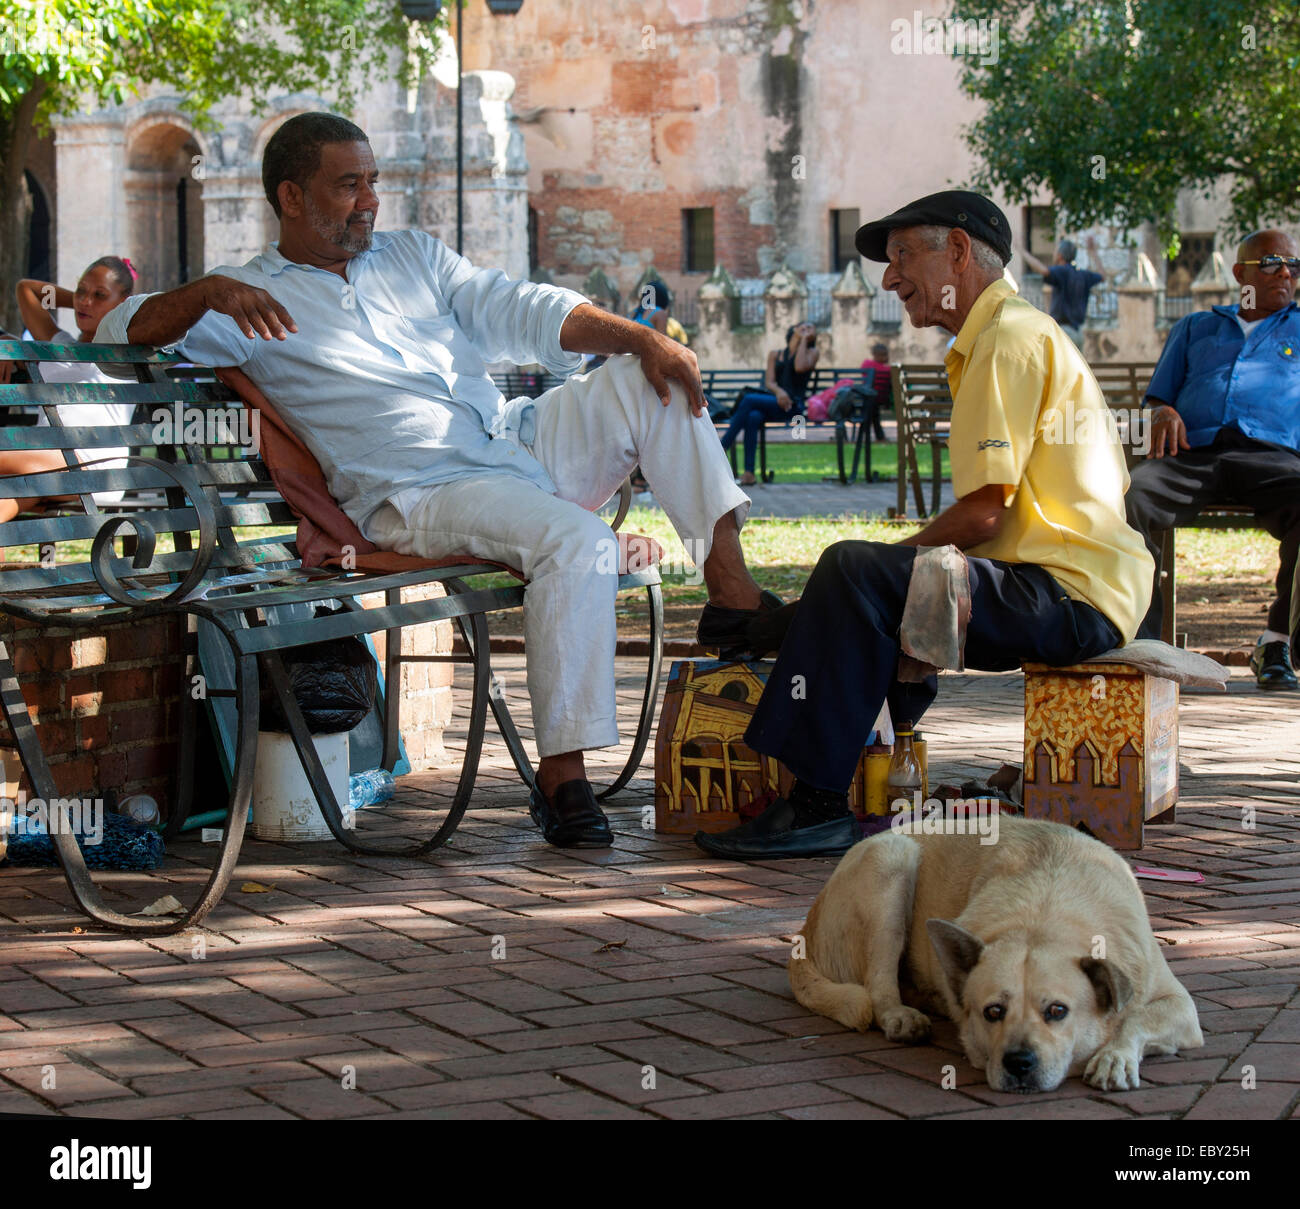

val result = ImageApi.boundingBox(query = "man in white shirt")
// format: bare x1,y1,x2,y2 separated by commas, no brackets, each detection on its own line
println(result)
98,112,781,849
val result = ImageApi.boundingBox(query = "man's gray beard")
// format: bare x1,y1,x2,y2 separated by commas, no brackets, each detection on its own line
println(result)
305,196,372,254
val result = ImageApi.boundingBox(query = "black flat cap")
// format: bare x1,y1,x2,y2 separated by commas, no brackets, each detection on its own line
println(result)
855,190,1012,265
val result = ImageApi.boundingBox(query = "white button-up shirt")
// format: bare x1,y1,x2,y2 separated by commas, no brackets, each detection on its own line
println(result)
96,229,589,535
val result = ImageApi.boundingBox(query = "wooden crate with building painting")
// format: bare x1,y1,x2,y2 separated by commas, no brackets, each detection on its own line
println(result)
1021,661,1178,850
654,659,911,835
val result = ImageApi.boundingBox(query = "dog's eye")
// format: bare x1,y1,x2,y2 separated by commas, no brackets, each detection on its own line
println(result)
1044,1003,1069,1022
983,1004,1005,1022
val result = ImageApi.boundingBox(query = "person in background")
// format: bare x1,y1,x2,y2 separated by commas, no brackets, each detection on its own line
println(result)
719,321,819,486
858,340,893,442
1023,234,1111,349
0,257,138,523
1126,228,1300,690
630,280,669,334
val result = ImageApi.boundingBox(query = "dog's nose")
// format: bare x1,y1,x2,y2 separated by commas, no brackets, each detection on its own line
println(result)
1002,1049,1038,1077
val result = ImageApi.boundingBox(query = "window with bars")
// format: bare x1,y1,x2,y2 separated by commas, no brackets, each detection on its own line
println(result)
830,208,860,272
682,208,715,274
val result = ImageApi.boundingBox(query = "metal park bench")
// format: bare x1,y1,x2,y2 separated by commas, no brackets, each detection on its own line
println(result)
0,341,664,935
702,365,879,485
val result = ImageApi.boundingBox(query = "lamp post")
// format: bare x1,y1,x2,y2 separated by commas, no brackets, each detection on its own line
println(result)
400,0,526,255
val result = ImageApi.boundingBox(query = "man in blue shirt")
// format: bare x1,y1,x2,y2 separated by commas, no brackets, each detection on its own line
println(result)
1023,236,1108,348
98,113,782,847
1126,229,1300,689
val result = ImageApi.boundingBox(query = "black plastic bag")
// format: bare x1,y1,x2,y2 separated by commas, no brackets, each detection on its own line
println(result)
260,609,378,734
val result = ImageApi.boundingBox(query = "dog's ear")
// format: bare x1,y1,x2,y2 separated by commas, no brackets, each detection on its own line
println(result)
1079,957,1134,1014
926,919,985,1002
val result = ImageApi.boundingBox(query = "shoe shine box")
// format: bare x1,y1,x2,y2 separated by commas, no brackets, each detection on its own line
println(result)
1021,661,1178,850
654,659,922,835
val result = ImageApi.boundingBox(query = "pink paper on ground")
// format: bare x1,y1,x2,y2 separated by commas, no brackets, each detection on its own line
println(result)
1133,866,1206,884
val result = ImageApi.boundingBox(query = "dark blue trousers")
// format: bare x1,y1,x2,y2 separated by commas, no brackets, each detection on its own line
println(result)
745,541,1122,793
720,390,790,473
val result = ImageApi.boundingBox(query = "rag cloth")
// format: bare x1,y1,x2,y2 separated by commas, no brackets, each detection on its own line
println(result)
1088,639,1228,690
898,544,971,681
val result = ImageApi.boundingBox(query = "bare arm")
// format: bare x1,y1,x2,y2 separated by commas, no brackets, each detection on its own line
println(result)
124,276,298,347
764,348,793,411
15,280,71,341
793,325,819,373
559,301,706,415
1022,249,1051,277
898,483,1008,549
1084,235,1115,284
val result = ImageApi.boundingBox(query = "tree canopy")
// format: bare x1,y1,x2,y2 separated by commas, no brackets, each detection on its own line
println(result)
0,1,440,131
954,1,1300,253
0,0,442,325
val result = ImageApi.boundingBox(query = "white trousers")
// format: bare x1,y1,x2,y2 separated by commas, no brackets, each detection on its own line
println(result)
367,354,751,756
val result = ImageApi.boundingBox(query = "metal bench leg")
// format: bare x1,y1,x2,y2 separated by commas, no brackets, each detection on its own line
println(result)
930,437,942,515
163,635,202,840
896,422,908,517
0,634,257,935
908,438,927,518
835,422,850,484
382,588,402,771
760,425,773,483
1159,527,1176,645
262,588,491,857
597,578,665,801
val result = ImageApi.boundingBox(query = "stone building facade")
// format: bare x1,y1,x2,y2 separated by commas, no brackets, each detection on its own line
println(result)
37,68,530,302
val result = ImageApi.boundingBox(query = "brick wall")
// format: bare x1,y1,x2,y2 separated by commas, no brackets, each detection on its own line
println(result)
362,583,456,772
0,613,185,807
1,593,458,811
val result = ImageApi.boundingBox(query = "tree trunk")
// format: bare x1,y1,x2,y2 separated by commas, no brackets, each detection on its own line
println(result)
0,82,46,333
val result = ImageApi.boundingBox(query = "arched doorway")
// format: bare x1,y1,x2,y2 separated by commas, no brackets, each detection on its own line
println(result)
24,170,51,282
126,122,205,290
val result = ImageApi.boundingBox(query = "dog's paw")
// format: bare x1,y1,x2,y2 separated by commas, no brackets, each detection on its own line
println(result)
880,1005,932,1043
1085,1046,1140,1091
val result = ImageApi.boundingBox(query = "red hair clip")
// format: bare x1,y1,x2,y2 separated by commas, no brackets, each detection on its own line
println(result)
121,256,139,280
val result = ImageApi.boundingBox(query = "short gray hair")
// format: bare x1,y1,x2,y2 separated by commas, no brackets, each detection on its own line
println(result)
914,224,1004,277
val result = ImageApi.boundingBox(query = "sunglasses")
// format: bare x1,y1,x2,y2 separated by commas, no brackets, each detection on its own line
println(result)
1239,255,1300,275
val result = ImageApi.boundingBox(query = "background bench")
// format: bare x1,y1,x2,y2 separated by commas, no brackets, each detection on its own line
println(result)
0,341,664,935
701,364,883,483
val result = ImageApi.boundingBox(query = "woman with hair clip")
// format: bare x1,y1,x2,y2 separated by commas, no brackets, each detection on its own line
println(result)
1,256,140,523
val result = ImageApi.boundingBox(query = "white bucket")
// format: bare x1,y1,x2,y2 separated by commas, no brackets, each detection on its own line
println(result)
250,731,349,842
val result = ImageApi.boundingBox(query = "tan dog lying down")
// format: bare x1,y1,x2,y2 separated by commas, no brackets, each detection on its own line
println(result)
789,816,1203,1092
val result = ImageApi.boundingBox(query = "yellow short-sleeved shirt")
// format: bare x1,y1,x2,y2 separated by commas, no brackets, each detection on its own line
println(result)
944,278,1154,643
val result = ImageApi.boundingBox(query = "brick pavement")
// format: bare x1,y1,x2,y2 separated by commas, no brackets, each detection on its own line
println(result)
1,658,1297,1120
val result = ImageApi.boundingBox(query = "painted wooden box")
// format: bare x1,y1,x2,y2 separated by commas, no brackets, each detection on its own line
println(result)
654,659,912,835
1022,661,1178,850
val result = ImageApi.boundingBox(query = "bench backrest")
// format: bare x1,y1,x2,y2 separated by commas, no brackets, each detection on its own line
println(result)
0,341,299,613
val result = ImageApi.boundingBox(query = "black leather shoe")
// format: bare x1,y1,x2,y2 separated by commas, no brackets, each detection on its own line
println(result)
697,590,792,661
1250,641,1298,691
694,795,857,860
529,779,613,848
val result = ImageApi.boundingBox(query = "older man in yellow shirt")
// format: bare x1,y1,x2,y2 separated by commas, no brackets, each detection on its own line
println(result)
698,190,1154,861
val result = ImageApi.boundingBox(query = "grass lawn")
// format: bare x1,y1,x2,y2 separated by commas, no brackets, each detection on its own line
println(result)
616,508,1276,610
7,514,1275,648
747,433,950,483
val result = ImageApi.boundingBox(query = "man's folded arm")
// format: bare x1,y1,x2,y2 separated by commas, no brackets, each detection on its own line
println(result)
899,483,1009,549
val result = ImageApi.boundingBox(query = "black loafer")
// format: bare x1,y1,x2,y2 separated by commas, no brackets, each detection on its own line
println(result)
1250,641,1298,691
697,590,793,661
529,779,614,848
694,795,857,861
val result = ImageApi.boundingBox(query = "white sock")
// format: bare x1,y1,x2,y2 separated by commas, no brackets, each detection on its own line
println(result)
1259,630,1290,646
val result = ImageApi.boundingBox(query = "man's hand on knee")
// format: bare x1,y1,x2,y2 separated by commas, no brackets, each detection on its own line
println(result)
1147,404,1190,458
636,336,706,416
